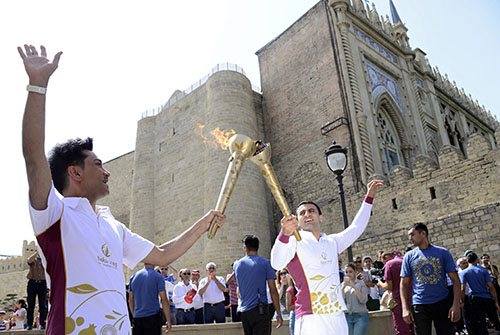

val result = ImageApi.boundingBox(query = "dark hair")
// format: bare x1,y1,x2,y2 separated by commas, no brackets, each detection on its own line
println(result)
481,254,490,258
242,234,259,252
17,299,27,309
345,263,356,271
48,137,93,194
296,201,322,215
467,252,479,263
410,222,428,236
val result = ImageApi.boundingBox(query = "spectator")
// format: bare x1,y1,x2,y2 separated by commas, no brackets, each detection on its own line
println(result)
460,252,500,335
199,262,227,323
377,250,414,335
339,259,345,283
191,269,204,324
128,263,171,334
11,299,27,330
286,275,297,335
455,257,469,335
342,263,369,335
362,255,380,311
0,311,9,331
380,290,392,310
234,235,282,334
373,251,384,269
226,265,241,322
172,268,200,325
480,254,500,300
276,269,290,320
400,222,461,335
25,251,47,330
159,265,178,326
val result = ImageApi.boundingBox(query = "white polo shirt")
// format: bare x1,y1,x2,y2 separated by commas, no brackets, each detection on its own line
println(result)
199,276,226,304
172,282,201,310
29,185,154,335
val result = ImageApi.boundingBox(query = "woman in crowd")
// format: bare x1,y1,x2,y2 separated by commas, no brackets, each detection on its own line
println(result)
342,264,369,335
285,274,297,335
11,299,27,330
276,268,290,319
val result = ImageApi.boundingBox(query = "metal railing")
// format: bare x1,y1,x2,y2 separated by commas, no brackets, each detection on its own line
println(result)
141,63,261,119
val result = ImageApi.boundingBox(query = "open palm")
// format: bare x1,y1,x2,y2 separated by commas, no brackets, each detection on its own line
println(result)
18,45,62,85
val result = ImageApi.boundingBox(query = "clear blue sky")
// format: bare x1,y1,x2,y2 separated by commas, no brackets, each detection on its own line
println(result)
0,0,498,256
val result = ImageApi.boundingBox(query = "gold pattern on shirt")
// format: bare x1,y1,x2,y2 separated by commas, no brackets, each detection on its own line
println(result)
309,274,343,314
414,256,442,285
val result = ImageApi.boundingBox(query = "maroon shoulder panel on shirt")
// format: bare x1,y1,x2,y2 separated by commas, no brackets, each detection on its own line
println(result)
37,219,66,335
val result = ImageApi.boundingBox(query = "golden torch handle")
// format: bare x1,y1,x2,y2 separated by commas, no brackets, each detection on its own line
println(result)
259,163,302,241
207,150,247,239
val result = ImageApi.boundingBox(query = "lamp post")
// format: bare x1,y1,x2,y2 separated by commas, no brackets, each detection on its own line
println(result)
324,141,353,262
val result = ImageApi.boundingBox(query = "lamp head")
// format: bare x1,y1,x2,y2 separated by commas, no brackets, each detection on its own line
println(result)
324,141,348,175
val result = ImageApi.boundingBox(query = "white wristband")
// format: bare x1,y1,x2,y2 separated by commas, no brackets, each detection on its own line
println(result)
26,85,47,95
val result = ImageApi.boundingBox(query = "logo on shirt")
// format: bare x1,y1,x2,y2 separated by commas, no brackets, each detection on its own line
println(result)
101,244,111,257
414,256,442,285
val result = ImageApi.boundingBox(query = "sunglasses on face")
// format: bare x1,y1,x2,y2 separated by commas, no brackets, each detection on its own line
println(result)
183,272,191,275
280,272,288,275
208,267,215,270
161,268,167,271
354,261,361,264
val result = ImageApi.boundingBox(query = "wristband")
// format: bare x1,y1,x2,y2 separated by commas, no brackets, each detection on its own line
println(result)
26,85,47,95
276,314,282,318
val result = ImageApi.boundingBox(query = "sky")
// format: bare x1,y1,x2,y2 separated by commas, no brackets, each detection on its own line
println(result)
1,0,499,256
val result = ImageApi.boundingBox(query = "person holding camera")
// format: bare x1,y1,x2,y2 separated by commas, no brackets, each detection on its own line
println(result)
376,251,415,335
234,235,283,334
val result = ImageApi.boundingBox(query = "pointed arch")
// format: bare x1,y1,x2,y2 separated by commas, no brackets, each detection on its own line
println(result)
374,93,411,176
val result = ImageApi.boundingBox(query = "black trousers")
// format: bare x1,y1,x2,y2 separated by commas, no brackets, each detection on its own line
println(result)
465,296,500,335
132,311,162,335
412,296,455,335
267,303,275,334
27,279,47,328
241,304,270,335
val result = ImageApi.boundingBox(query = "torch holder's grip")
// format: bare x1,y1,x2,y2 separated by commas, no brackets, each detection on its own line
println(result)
207,150,248,239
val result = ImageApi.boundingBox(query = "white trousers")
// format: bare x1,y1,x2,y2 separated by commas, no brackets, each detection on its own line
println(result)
295,312,348,335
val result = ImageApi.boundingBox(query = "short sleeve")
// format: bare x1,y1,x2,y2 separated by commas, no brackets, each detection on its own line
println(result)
266,260,277,281
384,262,392,281
157,274,166,293
400,254,412,278
443,249,458,274
29,185,64,235
121,224,155,269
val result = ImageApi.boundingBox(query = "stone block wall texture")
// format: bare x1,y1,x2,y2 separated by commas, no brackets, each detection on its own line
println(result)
342,134,500,262
98,151,135,227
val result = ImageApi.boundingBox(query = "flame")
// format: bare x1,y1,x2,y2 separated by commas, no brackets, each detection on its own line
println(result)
197,124,236,150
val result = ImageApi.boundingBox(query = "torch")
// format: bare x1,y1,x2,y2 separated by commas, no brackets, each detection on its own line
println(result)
207,134,257,239
249,141,301,241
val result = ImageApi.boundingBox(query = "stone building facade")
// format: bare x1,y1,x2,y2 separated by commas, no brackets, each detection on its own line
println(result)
2,0,498,295
104,0,498,277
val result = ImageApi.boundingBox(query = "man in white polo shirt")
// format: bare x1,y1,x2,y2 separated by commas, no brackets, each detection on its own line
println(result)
199,262,228,323
18,44,226,335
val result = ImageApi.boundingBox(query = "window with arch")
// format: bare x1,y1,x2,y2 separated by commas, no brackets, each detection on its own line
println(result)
377,111,402,176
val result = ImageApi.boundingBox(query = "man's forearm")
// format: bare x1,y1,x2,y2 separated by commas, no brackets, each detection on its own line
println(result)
214,279,227,293
400,280,410,310
198,281,210,296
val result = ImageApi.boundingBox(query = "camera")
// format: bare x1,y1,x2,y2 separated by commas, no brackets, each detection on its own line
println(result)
371,277,385,284
370,268,384,277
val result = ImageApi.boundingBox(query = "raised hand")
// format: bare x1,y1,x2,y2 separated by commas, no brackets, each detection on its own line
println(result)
280,214,298,236
18,45,62,87
366,179,384,199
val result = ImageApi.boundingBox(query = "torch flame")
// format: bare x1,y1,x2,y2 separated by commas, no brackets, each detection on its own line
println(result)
197,124,236,150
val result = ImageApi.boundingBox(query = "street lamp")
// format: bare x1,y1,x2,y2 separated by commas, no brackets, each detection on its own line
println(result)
324,141,353,262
